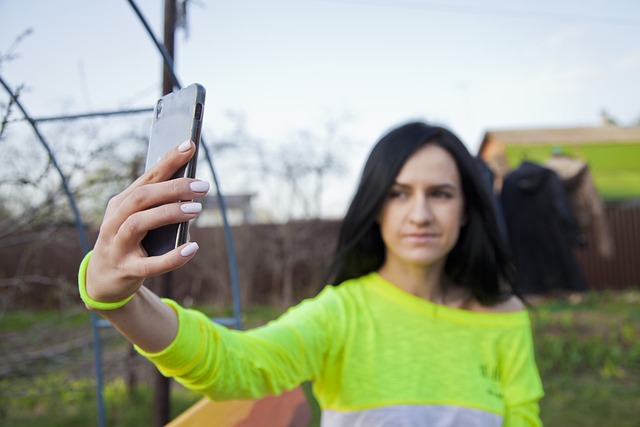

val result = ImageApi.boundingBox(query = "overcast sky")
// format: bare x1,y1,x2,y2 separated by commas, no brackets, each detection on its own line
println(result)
2,0,639,216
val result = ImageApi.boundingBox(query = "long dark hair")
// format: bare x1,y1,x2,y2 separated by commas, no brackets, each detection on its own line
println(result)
322,121,516,306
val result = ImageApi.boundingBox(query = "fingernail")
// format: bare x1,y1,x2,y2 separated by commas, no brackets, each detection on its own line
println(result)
181,202,202,214
178,140,192,152
190,181,210,193
180,242,199,257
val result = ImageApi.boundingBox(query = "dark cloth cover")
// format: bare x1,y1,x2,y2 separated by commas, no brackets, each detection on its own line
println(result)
500,161,587,295
476,157,509,245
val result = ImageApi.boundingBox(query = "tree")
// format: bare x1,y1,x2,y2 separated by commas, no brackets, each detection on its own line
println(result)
244,113,355,305
249,113,353,221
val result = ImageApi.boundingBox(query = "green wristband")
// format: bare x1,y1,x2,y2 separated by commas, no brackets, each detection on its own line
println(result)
78,251,135,310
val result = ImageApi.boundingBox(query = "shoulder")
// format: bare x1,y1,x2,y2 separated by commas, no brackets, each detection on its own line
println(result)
489,295,526,313
470,295,526,313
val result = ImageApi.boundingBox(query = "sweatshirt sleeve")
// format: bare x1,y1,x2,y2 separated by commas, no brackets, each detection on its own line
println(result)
500,314,545,427
136,287,342,401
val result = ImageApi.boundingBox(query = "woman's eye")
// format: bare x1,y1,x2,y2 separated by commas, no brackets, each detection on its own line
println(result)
433,190,453,199
389,190,408,199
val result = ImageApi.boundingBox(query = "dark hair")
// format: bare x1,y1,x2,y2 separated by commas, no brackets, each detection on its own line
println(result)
323,121,516,305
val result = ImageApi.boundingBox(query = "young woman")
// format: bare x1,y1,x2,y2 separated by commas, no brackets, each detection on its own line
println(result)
80,121,544,426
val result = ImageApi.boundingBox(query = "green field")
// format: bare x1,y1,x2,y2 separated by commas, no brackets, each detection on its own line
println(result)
1,290,639,426
505,143,640,201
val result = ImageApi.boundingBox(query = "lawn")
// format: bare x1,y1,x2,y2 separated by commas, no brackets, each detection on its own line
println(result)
530,290,640,426
1,290,638,426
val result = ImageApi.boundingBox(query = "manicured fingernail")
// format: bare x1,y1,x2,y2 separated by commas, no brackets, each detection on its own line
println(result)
181,202,202,214
190,181,210,193
178,140,192,152
180,242,199,257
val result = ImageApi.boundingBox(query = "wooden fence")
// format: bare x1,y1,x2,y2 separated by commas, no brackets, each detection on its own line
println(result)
574,202,640,291
1,203,638,310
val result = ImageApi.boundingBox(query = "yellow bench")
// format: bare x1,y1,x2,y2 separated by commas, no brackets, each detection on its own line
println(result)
166,387,312,427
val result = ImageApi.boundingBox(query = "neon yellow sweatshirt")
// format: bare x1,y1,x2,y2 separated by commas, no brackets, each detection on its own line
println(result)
138,273,544,426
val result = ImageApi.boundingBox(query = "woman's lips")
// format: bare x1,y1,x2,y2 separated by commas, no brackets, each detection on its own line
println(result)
404,232,438,243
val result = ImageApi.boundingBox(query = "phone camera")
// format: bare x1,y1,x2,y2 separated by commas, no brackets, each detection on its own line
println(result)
156,99,163,119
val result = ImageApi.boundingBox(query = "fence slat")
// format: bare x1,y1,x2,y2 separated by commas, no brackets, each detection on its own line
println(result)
574,203,640,290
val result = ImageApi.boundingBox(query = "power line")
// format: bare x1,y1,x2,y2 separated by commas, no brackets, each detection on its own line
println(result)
8,107,154,124
309,0,640,27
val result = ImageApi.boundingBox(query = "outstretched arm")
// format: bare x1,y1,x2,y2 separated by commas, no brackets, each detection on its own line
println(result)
82,140,209,352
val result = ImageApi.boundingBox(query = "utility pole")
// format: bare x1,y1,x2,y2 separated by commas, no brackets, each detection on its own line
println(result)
154,1,176,426
162,0,177,96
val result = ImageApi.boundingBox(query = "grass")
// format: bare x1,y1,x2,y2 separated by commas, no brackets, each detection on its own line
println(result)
1,290,638,426
0,309,89,332
0,377,202,427
540,374,640,427
530,290,640,426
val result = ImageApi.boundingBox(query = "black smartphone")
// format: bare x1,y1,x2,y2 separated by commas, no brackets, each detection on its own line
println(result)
141,83,206,256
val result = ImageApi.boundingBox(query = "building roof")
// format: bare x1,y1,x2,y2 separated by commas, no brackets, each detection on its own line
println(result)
480,126,640,152
479,126,640,201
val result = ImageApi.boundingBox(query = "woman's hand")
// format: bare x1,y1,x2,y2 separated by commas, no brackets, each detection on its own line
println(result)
85,140,210,305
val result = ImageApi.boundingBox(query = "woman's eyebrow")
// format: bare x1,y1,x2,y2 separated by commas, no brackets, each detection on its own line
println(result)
390,181,411,189
392,181,459,190
432,183,459,190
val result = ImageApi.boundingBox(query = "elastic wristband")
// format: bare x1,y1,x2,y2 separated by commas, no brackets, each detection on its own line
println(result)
78,251,135,310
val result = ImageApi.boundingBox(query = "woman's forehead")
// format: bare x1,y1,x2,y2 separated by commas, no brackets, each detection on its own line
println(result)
395,144,461,183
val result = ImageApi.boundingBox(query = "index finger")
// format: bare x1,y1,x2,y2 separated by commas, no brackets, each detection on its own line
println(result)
123,140,196,200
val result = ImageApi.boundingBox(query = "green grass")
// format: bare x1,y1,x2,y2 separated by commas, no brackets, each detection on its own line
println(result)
530,290,640,426
0,377,202,427
1,291,638,426
540,374,640,427
0,309,89,332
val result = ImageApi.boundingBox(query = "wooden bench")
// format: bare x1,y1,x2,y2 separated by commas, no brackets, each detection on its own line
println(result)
166,387,312,427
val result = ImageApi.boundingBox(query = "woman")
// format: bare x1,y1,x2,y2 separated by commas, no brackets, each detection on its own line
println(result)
80,121,544,426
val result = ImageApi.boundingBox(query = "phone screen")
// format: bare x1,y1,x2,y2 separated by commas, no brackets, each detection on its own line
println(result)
141,83,206,256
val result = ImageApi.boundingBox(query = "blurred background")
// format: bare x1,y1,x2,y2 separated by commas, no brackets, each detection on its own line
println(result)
1,1,639,426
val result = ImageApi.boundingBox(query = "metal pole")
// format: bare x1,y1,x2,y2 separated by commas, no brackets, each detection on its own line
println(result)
0,75,106,427
153,1,177,425
126,0,243,330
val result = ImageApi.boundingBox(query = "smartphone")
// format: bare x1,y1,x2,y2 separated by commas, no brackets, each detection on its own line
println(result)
141,83,206,256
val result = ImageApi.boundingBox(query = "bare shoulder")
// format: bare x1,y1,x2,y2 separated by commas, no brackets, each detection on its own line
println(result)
489,295,526,313
469,295,526,313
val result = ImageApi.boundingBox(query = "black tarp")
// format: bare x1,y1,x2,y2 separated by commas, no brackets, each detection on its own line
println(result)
500,161,587,296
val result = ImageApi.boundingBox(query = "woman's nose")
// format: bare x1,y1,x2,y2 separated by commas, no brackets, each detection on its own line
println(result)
409,196,433,225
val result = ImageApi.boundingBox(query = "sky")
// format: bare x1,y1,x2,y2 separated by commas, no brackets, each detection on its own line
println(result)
1,0,640,217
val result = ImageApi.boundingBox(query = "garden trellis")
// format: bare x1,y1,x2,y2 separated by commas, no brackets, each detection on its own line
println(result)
0,2,243,425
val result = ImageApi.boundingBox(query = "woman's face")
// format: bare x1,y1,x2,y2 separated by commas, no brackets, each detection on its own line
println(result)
378,144,466,272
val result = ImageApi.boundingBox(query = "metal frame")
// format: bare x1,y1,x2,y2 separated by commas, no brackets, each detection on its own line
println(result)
0,3,243,422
